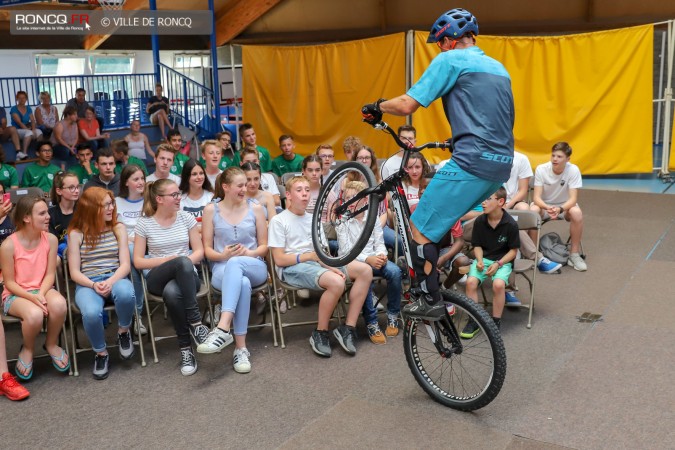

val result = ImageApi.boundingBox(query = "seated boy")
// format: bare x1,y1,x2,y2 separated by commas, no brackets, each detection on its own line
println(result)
462,187,520,338
269,176,371,357
529,142,586,271
336,181,402,345
112,139,148,176
437,220,471,289
20,141,60,192
69,144,98,184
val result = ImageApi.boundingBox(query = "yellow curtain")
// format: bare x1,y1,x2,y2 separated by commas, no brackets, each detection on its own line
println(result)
413,25,654,174
242,34,406,160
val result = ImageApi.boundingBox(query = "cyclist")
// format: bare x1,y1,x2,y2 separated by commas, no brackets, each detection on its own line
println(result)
362,8,515,316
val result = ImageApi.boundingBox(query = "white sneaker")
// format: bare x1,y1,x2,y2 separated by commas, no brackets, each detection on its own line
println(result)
233,347,251,373
297,289,310,299
180,347,197,376
196,327,233,354
16,151,28,160
568,253,587,272
134,318,147,336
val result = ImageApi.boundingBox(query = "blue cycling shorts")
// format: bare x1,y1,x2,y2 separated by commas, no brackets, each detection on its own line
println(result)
410,159,502,243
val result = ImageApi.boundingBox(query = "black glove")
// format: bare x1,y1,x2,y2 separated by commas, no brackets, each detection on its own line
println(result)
361,99,386,125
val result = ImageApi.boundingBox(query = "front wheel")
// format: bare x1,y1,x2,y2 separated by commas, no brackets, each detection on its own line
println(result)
311,162,380,267
403,289,507,411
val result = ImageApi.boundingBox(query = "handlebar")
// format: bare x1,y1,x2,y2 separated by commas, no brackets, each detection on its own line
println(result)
370,120,453,153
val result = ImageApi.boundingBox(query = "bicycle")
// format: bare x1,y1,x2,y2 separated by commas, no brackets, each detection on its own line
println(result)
310,121,506,411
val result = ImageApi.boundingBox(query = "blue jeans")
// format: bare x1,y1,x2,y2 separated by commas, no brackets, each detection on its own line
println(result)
52,144,77,168
383,224,404,256
212,256,267,336
75,274,136,353
128,242,145,313
362,260,402,325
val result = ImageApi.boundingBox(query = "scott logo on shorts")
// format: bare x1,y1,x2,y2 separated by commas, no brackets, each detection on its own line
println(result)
480,152,513,164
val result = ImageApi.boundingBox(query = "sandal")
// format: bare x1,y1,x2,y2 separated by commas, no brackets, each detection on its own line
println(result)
44,345,70,373
14,348,33,381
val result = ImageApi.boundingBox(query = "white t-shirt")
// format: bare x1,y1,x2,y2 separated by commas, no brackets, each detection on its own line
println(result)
260,173,280,196
268,210,318,278
206,170,222,189
147,172,181,185
534,161,582,206
403,183,421,208
380,154,403,179
504,151,533,203
115,197,144,238
180,191,214,220
135,211,197,259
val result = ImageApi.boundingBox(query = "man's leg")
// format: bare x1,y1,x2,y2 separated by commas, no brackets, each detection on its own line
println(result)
567,206,584,254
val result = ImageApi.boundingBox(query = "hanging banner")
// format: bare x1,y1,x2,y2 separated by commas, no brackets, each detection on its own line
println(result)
242,34,406,160
413,25,654,174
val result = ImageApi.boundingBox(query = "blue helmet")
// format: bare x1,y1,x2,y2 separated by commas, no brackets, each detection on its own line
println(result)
426,8,479,43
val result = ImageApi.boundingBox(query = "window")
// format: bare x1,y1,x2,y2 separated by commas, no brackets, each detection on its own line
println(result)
91,56,134,75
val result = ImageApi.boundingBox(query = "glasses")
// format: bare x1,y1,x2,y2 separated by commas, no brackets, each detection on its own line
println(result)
357,156,372,162
61,185,80,192
160,192,181,199
103,200,116,210
318,154,334,159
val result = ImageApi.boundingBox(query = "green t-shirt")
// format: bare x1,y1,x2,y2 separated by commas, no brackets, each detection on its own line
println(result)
0,163,19,189
170,152,190,176
257,145,272,173
69,162,99,184
271,154,304,177
116,156,148,176
20,163,61,193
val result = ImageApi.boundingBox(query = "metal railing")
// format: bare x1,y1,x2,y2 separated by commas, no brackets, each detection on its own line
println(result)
158,62,220,139
0,67,221,137
0,73,157,130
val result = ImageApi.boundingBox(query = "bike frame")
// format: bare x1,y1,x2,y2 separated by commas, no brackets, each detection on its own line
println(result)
333,121,452,293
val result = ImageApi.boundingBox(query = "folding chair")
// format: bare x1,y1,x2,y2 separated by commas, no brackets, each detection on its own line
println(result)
140,261,214,363
63,256,146,377
7,187,44,204
268,250,347,349
281,172,302,186
1,274,72,375
205,265,279,347
478,210,541,329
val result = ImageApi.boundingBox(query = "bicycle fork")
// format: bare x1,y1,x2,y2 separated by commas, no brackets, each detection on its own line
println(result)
417,313,464,358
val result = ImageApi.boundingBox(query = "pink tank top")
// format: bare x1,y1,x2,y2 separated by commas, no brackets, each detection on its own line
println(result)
2,231,50,301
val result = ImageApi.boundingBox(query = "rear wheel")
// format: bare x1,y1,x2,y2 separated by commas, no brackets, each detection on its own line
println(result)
403,289,507,411
311,162,379,267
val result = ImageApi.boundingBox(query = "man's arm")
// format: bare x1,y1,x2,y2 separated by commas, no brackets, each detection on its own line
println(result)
379,95,422,116
505,177,530,209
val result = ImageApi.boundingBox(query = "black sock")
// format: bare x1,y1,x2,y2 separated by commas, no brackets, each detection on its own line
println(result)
492,317,501,329
217,327,230,334
411,240,441,303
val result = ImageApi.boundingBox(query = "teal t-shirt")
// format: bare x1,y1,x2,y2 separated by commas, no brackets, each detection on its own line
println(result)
271,154,303,177
20,163,61,193
116,156,148,176
257,145,272,173
171,152,190,176
0,163,19,189
69,162,99,184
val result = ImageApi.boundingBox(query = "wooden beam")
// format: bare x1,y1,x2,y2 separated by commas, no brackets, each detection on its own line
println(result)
83,0,146,50
215,0,283,46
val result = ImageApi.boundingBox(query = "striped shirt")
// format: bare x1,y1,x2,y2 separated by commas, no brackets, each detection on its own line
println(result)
135,211,197,259
80,230,119,278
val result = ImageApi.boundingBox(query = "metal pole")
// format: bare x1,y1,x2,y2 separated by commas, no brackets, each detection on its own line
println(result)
405,30,414,126
659,20,675,180
209,0,221,134
231,45,240,144
149,0,160,83
655,30,667,145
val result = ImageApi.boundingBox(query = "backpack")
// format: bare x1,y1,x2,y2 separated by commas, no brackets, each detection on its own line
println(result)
539,232,569,265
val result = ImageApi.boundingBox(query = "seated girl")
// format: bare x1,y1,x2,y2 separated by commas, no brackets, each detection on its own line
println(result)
67,187,136,380
0,195,69,380
197,167,268,374
133,179,208,376
179,158,214,222
116,164,147,334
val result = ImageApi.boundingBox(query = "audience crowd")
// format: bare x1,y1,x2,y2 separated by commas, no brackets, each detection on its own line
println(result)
0,104,587,402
